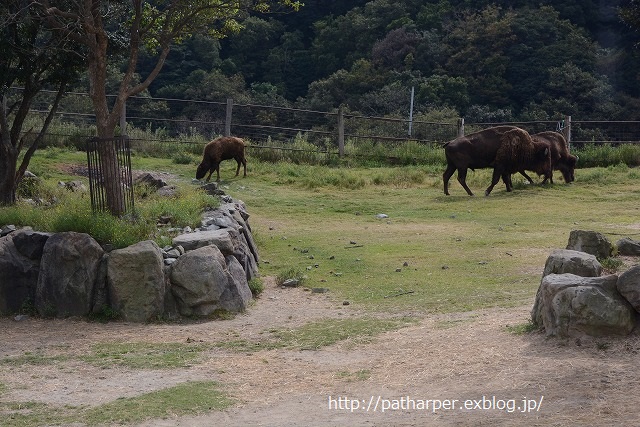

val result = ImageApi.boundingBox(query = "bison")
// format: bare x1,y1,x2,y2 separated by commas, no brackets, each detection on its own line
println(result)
526,131,577,184
492,129,552,195
196,136,247,182
443,126,551,196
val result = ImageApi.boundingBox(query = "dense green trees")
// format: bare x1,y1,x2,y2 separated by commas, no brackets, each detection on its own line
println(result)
132,0,639,123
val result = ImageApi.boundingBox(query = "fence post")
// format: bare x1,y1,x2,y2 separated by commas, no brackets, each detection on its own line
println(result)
457,117,465,137
338,105,345,157
562,115,571,145
225,98,233,136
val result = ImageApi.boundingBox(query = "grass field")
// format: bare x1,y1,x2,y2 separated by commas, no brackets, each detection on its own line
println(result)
6,147,640,315
2,148,640,425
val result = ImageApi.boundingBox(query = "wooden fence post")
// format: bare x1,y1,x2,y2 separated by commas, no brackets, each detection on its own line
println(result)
457,117,465,137
562,115,571,146
338,105,345,157
225,98,233,136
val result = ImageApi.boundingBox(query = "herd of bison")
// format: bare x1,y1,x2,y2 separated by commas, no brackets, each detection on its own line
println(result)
197,127,577,197
443,125,577,196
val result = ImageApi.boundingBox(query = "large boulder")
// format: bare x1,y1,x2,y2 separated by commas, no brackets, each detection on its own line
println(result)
36,232,104,318
107,240,165,322
616,237,640,256
0,230,41,314
542,249,602,277
537,273,636,337
566,230,614,260
617,265,640,313
532,249,602,325
170,245,252,316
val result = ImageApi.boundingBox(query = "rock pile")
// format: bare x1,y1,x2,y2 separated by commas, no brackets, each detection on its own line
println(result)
531,230,640,338
0,195,259,322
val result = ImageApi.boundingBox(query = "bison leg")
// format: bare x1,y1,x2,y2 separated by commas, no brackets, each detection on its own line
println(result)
234,156,247,177
519,171,534,185
485,168,503,196
456,168,474,196
442,163,457,195
502,173,513,192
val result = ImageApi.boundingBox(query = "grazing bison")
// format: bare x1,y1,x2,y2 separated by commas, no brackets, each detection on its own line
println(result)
531,131,577,184
196,136,247,182
443,126,550,196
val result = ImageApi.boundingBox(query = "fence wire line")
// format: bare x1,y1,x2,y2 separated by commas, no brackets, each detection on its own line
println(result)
9,88,640,159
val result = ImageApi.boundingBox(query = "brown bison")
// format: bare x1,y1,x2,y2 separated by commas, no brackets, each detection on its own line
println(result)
196,136,247,182
443,126,551,196
524,131,577,184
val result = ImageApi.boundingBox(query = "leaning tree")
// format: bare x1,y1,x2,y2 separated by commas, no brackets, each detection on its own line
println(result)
0,1,85,206
37,0,301,216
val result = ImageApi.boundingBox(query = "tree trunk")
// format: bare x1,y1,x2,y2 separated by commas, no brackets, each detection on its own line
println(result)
0,146,17,206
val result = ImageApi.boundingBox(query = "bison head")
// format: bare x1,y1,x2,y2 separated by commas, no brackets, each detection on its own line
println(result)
559,154,578,183
195,162,209,180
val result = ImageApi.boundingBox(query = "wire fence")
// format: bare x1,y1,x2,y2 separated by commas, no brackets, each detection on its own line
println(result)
8,87,640,161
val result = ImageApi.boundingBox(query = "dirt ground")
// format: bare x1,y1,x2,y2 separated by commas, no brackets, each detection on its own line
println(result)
2,277,640,427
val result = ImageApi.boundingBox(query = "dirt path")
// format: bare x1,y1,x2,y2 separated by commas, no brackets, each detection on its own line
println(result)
2,279,640,426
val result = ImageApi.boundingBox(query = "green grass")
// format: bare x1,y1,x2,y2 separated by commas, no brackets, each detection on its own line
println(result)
5,148,640,316
0,381,231,427
216,317,416,352
81,342,206,369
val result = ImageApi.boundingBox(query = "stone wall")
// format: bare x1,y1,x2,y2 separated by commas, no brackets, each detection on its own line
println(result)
0,199,259,322
531,230,640,338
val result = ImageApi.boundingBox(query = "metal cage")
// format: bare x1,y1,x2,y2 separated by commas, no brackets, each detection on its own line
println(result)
86,136,134,215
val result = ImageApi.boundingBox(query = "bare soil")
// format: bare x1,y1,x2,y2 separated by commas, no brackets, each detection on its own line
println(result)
2,277,640,427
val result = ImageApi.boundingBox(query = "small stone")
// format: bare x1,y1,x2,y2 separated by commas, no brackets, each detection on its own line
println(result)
312,287,329,293
376,214,389,219
343,301,350,306
14,314,29,321
282,279,300,287
395,268,402,272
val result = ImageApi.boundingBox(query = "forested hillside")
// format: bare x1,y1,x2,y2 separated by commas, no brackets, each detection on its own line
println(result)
135,0,640,122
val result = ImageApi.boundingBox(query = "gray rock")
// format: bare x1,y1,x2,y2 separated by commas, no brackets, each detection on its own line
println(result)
616,237,640,256
134,172,167,189
617,265,640,313
542,249,602,278
12,229,52,260
537,273,635,337
36,232,104,318
532,249,603,326
1,224,18,237
282,279,300,287
165,248,181,258
170,245,251,316
566,230,614,260
172,228,235,253
107,240,165,322
0,231,40,314
222,255,253,312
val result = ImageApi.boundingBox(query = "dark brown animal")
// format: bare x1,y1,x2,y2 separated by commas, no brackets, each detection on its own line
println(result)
529,131,577,184
196,136,247,182
493,129,552,194
443,126,549,196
